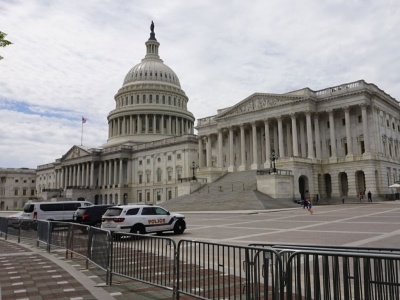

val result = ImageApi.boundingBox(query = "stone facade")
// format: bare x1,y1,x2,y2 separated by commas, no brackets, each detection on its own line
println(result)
0,168,37,210
35,25,198,205
196,81,400,201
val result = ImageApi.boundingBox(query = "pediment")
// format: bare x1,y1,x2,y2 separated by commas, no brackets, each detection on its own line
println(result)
62,145,91,161
218,93,297,118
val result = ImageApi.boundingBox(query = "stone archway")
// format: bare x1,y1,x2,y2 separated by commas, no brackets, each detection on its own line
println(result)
356,170,366,194
0,201,4,210
123,193,128,205
324,174,332,198
298,175,309,200
339,172,348,196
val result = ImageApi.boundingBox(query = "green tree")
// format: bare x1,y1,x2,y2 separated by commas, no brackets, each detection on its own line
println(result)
0,31,12,60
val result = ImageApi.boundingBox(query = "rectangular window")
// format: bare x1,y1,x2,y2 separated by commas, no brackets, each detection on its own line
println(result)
342,118,345,126
139,174,143,184
168,170,172,181
387,120,390,127
146,173,150,183
393,123,395,130
147,159,150,164
361,141,365,154
23,189,27,196
14,188,18,196
358,115,362,123
344,143,348,155
139,160,142,165
168,155,172,161
138,191,142,202
31,189,35,196
327,121,330,129
177,154,181,159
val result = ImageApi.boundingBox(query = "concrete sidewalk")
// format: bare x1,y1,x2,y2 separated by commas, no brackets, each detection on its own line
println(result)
0,237,175,300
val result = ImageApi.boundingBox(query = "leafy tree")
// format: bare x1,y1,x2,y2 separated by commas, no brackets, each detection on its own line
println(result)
0,31,12,60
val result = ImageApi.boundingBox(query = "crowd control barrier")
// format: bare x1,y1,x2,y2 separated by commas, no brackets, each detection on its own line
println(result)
3,215,400,300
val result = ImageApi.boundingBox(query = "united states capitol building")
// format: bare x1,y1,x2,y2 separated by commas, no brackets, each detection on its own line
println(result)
2,24,400,210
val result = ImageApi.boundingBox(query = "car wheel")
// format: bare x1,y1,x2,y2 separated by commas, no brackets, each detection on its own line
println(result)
173,220,185,234
130,224,145,235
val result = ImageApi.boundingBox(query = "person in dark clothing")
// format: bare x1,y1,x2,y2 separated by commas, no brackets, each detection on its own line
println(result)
367,191,372,202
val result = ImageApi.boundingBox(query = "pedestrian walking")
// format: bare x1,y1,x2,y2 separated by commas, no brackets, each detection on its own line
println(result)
368,191,372,202
306,198,313,214
359,192,363,203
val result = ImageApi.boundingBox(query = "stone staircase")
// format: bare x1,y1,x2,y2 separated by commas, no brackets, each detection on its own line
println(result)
162,170,299,211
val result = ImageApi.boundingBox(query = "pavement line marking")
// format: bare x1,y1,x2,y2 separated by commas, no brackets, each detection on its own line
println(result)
345,228,400,247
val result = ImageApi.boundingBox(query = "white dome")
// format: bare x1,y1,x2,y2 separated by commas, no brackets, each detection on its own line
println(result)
123,59,181,88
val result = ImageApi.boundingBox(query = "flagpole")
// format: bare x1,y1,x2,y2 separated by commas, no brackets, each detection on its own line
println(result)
81,121,83,146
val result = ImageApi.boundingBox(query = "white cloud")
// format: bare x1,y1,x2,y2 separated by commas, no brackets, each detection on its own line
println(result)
0,0,399,168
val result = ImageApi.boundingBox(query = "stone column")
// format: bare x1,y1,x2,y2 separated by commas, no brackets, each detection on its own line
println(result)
90,162,94,188
264,119,271,167
228,126,234,171
277,117,284,157
206,135,212,167
251,122,258,170
122,117,126,135
361,104,370,153
77,164,81,186
314,114,321,158
137,115,142,133
104,161,108,187
119,159,124,187
343,106,353,156
175,117,179,135
169,116,172,134
286,123,292,157
60,167,65,188
373,106,382,155
306,111,314,159
291,114,299,156
299,117,306,157
98,162,102,187
239,124,246,171
127,159,132,185
161,115,165,134
145,115,149,133
113,159,118,187
218,129,223,168
328,109,337,158
108,160,113,187
198,137,204,168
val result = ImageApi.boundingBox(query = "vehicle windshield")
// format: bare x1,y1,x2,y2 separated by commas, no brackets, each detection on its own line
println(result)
104,208,123,217
75,207,87,216
23,204,34,213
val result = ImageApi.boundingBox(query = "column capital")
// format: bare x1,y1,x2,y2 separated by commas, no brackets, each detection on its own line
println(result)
343,106,350,113
359,103,368,110
304,110,312,116
290,113,296,119
276,115,282,121
263,118,270,124
326,109,334,115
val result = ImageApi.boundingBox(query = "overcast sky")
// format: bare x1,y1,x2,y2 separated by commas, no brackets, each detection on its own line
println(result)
1,0,399,169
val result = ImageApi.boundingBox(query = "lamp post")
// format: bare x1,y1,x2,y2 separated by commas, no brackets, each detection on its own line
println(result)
190,161,197,181
270,149,278,173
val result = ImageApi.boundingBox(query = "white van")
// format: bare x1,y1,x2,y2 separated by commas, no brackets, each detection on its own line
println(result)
22,201,92,221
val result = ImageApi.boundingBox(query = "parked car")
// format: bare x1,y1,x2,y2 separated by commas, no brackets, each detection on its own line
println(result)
73,205,112,227
7,211,24,229
21,201,92,221
101,204,186,235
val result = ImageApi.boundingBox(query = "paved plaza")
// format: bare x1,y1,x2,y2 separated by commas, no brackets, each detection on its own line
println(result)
1,201,400,299
176,201,400,249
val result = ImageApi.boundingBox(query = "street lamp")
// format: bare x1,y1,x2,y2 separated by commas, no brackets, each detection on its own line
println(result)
190,161,197,181
270,149,278,173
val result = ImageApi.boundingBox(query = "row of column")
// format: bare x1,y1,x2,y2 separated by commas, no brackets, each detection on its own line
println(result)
109,114,193,137
55,162,95,189
198,106,371,169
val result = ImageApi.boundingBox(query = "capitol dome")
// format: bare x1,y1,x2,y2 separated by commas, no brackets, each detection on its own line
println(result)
105,22,195,147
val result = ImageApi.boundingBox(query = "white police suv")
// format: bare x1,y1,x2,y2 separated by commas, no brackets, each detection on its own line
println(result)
101,204,186,234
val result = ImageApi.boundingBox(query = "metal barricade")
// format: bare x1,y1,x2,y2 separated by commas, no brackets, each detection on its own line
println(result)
36,220,51,250
48,221,71,250
111,232,177,293
65,223,90,261
0,217,7,236
88,227,112,284
284,250,400,299
19,219,38,243
176,239,283,300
